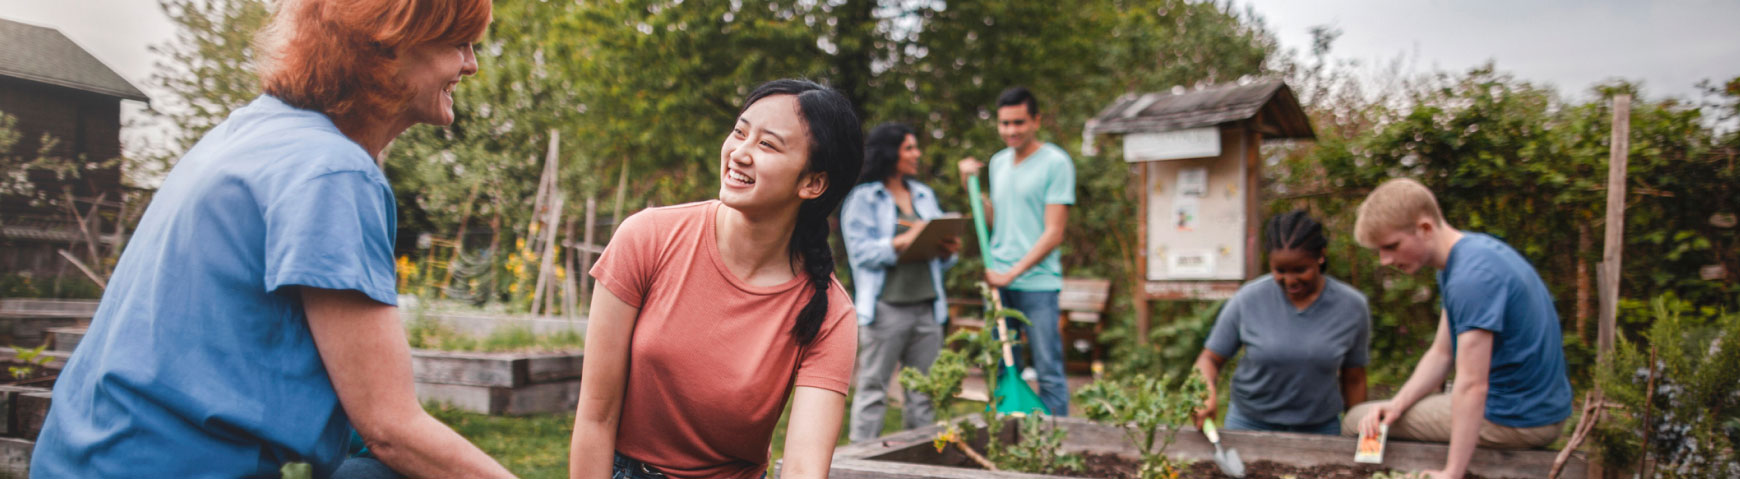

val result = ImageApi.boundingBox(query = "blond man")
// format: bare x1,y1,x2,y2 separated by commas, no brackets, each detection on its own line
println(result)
1344,178,1571,479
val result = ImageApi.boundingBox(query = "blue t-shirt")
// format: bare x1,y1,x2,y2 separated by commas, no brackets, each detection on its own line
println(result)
1205,275,1370,425
1439,233,1572,428
987,142,1075,291
32,96,398,478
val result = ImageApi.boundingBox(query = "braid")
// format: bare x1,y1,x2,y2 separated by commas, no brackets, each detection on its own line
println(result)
789,201,835,345
1265,210,1329,272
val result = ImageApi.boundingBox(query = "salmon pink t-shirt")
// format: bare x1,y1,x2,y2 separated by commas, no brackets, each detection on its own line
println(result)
589,200,857,479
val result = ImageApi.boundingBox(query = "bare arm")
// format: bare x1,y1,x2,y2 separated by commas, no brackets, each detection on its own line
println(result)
1393,312,1456,410
779,386,848,478
1361,311,1456,437
1340,367,1368,411
1437,329,1493,478
303,288,514,479
988,204,1067,286
1191,349,1228,427
570,287,639,479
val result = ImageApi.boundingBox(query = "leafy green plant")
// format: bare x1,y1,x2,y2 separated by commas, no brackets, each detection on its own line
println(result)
9,343,51,381
898,284,1036,472
1593,294,1739,478
1075,371,1208,479
999,413,1084,474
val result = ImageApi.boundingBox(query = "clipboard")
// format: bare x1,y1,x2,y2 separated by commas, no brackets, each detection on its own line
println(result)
897,214,970,263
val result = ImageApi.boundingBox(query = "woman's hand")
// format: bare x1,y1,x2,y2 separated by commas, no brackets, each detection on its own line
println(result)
890,219,928,253
936,236,961,258
1192,394,1218,429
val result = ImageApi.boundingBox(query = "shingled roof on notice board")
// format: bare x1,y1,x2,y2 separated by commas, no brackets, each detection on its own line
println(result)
1085,79,1312,140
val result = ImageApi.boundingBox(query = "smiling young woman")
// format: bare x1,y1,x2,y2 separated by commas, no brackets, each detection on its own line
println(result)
570,79,863,479
1190,210,1372,436
30,1,512,478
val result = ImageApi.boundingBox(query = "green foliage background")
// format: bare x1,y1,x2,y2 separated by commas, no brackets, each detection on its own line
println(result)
112,0,1740,473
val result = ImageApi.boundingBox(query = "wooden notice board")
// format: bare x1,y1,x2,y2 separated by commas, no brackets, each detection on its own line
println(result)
1137,126,1249,281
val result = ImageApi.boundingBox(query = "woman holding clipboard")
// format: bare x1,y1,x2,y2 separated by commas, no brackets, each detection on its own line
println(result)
840,122,961,442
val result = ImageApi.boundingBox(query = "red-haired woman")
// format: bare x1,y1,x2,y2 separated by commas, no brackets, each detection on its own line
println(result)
30,1,513,478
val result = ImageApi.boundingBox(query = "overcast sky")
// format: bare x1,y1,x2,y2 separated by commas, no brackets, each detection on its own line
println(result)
3,0,1737,157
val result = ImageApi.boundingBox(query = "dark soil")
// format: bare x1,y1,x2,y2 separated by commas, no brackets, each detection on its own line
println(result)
1049,453,1499,479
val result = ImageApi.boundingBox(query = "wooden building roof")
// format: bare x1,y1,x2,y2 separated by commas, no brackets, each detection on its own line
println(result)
1085,79,1313,140
0,17,149,102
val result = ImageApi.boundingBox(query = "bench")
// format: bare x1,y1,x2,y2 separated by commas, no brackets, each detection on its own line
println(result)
1058,278,1111,374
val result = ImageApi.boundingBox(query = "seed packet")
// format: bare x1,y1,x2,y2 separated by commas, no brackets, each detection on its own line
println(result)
1355,423,1388,464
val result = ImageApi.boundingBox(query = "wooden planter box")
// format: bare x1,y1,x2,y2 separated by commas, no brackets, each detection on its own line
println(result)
410,349,582,415
0,313,89,350
0,300,100,317
824,416,1586,479
34,327,586,416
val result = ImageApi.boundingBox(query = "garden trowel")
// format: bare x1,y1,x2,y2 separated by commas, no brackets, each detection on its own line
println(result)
1203,419,1246,478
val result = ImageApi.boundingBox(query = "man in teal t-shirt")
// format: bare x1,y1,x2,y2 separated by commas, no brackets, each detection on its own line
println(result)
957,87,1076,415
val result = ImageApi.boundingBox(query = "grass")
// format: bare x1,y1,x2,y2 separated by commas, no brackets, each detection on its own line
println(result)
406,319,583,353
427,392,986,478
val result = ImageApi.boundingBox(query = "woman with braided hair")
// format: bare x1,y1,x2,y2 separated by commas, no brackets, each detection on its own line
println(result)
570,79,862,479
1190,210,1371,435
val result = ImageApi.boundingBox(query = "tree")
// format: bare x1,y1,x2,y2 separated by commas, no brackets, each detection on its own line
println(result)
136,0,269,181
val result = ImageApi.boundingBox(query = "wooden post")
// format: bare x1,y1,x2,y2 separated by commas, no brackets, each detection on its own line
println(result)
612,157,630,237
1243,124,1262,281
580,195,598,310
561,212,579,320
1597,94,1630,361
532,194,564,316
1133,161,1150,343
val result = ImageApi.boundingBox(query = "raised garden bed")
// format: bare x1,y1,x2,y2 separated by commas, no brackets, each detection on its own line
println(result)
825,416,1586,479
410,348,582,415
0,313,89,351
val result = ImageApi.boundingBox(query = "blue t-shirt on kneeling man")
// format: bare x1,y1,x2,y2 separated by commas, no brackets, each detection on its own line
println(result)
32,95,398,478
1439,233,1572,428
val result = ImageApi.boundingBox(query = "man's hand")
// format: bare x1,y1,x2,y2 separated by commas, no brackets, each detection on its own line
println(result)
957,157,984,179
1359,400,1405,438
986,269,1015,288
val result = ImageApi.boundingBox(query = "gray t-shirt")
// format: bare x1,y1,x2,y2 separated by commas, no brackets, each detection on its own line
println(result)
1204,275,1371,425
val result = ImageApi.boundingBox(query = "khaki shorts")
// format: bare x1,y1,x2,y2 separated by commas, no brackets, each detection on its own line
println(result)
1340,394,1562,449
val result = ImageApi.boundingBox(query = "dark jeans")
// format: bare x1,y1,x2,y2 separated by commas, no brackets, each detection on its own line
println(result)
330,457,403,479
611,453,768,479
998,288,1068,416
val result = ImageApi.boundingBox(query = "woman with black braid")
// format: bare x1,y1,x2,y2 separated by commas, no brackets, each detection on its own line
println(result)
570,79,862,479
1190,210,1372,435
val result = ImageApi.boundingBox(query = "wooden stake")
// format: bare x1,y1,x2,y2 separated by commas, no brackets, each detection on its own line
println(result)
1597,94,1630,362
579,195,598,312
612,157,630,237
562,210,578,319
56,249,106,289
532,194,564,316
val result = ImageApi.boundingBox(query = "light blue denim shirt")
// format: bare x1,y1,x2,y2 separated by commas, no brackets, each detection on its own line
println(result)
841,179,957,325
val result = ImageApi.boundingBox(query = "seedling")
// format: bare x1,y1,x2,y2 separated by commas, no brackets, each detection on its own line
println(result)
1075,371,1208,479
9,342,51,381
898,283,1036,471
